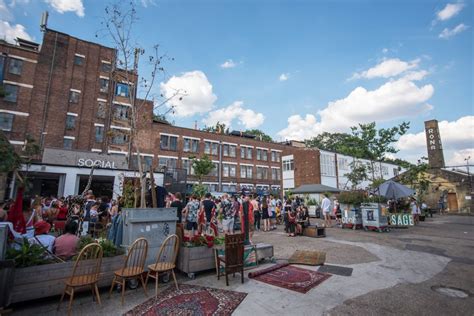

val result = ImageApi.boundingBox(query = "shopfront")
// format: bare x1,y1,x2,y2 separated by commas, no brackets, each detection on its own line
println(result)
13,148,163,199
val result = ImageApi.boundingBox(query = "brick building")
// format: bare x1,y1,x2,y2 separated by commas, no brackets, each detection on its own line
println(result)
0,29,289,199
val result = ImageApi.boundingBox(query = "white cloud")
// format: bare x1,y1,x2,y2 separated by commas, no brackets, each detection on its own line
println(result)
139,0,156,8
277,77,434,141
160,70,217,117
203,101,265,130
279,73,289,81
44,0,84,17
277,114,320,141
350,58,420,80
439,23,469,39
0,21,32,43
220,59,237,69
436,3,465,21
401,70,429,81
448,148,474,168
382,48,389,54
397,116,474,151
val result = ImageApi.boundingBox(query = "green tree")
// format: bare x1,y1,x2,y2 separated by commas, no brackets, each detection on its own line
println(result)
244,129,273,142
202,121,228,134
399,158,430,203
344,161,369,189
305,132,364,155
191,154,215,184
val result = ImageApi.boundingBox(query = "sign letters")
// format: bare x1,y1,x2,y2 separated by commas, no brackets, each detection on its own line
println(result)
77,158,117,169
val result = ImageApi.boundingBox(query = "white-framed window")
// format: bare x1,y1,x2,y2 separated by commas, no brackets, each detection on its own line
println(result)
74,55,85,66
131,156,153,170
95,126,104,143
183,138,199,153
283,159,294,171
271,168,281,180
271,151,280,162
257,167,268,180
182,159,195,175
99,78,109,93
69,90,80,103
257,149,268,161
320,153,336,176
223,164,236,177
158,157,178,169
160,135,178,151
65,115,76,130
111,131,128,145
204,141,218,155
210,162,219,177
338,157,349,171
381,165,389,176
101,61,112,72
115,83,130,97
3,84,18,102
63,138,73,149
240,165,253,179
113,104,129,121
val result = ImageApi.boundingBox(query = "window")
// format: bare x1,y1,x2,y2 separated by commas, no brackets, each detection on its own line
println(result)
158,157,177,169
271,168,281,180
222,184,237,193
223,164,236,177
257,167,268,180
182,159,195,175
257,149,268,161
247,147,252,159
208,184,218,192
97,102,106,119
223,144,236,157
210,162,219,177
131,156,153,170
283,159,294,171
338,157,349,171
101,62,112,72
241,147,246,159
113,105,129,121
204,141,218,155
381,165,389,176
183,138,199,153
74,55,84,66
271,151,280,162
63,138,73,149
393,168,400,176
66,115,76,130
3,84,18,102
0,113,14,131
160,135,178,151
8,58,23,75
69,90,80,103
99,78,109,93
111,131,128,145
95,126,104,142
115,83,130,97
240,165,253,179
320,153,336,176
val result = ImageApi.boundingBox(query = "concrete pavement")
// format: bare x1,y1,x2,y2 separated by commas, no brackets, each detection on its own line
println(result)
9,215,474,315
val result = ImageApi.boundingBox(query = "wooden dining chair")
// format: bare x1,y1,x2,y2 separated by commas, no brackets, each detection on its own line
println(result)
217,233,245,286
145,234,180,296
58,243,103,316
109,237,148,305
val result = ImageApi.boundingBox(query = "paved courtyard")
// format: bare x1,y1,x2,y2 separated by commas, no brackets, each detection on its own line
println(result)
10,215,474,315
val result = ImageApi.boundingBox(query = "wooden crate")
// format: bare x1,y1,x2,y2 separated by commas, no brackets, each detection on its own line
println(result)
10,255,124,304
303,226,326,238
177,246,215,275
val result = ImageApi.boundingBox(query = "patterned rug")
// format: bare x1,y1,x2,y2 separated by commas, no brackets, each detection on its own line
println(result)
125,284,247,316
249,263,331,293
288,250,326,266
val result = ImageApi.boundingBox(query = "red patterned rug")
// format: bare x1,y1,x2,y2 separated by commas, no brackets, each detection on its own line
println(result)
249,263,331,293
124,284,247,316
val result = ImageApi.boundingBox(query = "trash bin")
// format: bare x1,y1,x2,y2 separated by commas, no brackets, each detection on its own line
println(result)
361,203,389,232
341,208,362,230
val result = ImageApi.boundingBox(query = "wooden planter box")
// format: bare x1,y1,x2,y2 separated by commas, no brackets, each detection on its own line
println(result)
11,255,124,304
177,246,215,278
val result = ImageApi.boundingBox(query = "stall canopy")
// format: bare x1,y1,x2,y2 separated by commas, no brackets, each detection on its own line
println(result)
374,180,414,199
292,184,341,194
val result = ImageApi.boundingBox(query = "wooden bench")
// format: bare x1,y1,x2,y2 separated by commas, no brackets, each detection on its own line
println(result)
303,226,326,238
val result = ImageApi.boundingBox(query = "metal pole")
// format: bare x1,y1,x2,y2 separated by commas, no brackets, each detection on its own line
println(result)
218,141,222,192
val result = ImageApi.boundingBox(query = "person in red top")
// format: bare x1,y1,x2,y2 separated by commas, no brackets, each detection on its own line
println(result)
239,195,254,245
53,221,80,260
57,199,68,221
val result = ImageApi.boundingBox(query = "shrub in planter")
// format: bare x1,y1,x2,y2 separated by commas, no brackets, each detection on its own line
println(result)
77,236,124,258
6,238,55,268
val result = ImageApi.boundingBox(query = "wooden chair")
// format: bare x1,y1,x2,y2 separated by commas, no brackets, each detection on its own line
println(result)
58,243,103,316
217,233,245,286
109,237,148,305
145,234,179,296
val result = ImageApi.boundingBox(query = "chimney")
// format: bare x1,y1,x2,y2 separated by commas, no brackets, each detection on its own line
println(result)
40,11,49,32
424,120,445,169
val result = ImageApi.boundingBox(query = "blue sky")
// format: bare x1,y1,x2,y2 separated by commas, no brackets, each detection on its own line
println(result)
1,0,472,165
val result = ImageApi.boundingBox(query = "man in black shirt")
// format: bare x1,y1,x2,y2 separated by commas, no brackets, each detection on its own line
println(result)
201,192,216,232
170,192,184,223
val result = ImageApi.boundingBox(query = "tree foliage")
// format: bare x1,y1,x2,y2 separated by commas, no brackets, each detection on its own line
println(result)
344,161,369,190
398,157,430,203
191,154,215,184
202,121,229,134
244,129,273,142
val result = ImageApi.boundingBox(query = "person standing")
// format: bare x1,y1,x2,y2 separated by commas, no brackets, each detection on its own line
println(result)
201,193,216,233
261,197,270,231
333,199,342,227
240,195,254,245
438,196,445,215
170,192,184,223
183,195,200,237
410,198,420,224
283,199,292,233
321,194,332,228
251,195,261,231
221,194,234,234
231,195,241,232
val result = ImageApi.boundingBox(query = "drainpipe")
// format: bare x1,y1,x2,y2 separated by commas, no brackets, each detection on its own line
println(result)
218,141,222,192
39,31,58,149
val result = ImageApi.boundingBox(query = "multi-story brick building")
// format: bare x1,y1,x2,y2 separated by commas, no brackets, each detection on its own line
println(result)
1,28,289,199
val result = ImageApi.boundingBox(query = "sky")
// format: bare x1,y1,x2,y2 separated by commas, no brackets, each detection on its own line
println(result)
1,0,473,167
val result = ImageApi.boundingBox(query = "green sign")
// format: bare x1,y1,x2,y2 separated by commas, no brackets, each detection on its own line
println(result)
389,213,414,227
